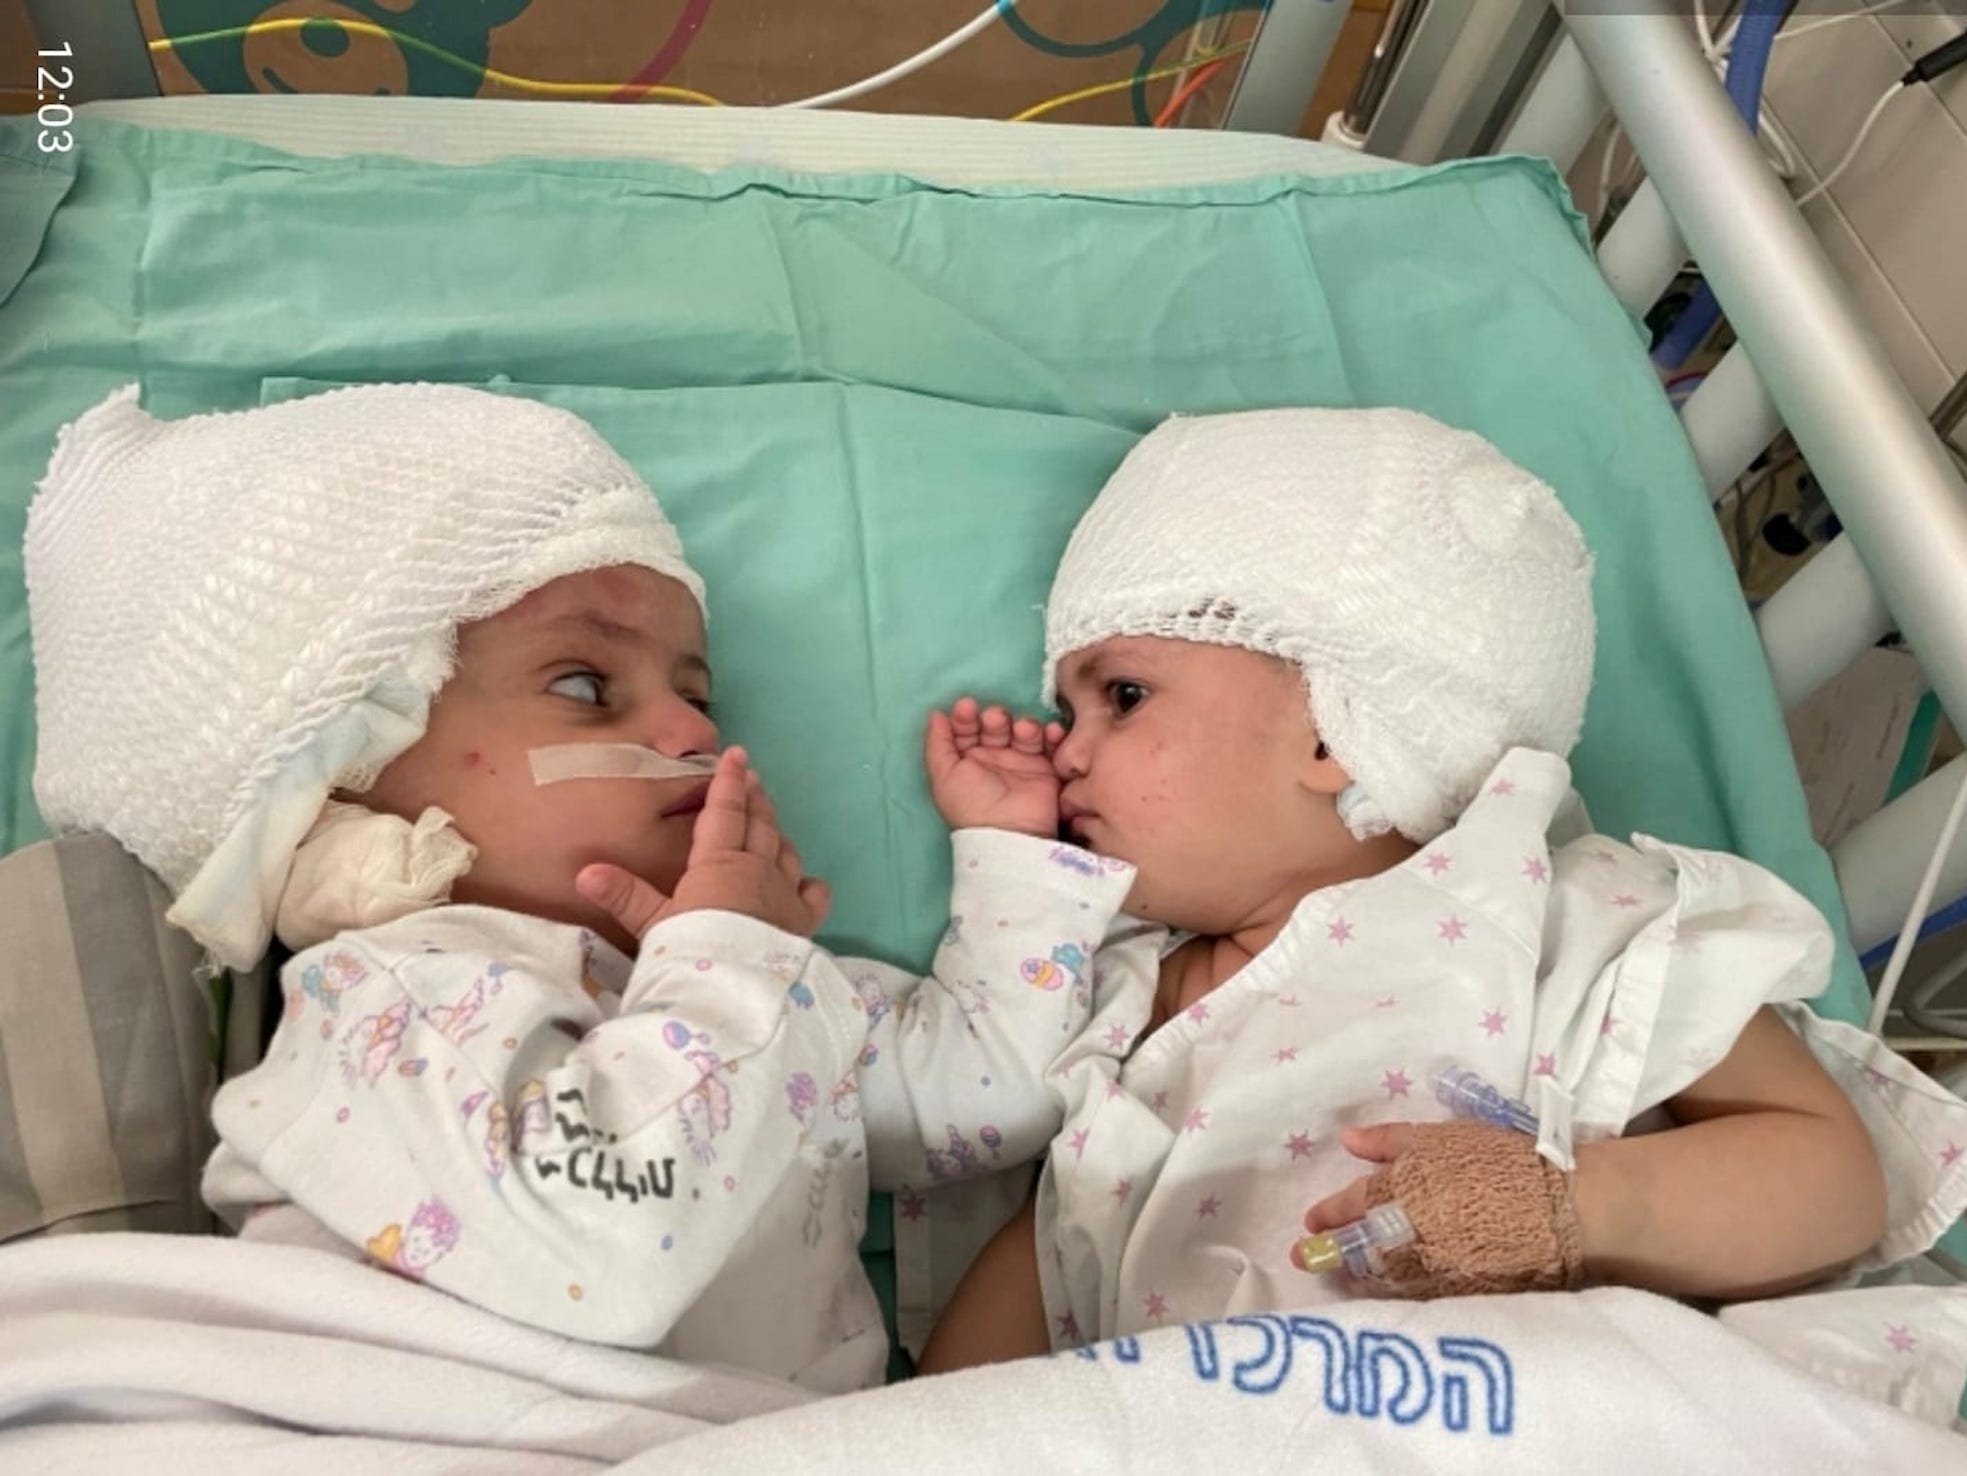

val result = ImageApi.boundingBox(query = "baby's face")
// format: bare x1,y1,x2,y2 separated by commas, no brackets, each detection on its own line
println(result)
1050,636,1354,934
358,566,717,954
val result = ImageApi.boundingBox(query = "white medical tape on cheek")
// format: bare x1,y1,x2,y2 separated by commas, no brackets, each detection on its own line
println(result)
527,744,720,786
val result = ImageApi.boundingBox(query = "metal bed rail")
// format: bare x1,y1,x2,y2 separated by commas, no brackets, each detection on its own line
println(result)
1517,3,1967,960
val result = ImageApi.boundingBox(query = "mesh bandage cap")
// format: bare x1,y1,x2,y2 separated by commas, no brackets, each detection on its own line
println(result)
1043,408,1595,844
26,383,704,968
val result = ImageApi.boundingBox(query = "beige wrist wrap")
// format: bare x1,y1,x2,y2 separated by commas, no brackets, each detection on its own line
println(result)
1361,1121,1585,1297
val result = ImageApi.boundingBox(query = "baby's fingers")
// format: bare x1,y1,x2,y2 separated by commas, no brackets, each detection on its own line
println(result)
977,705,1013,749
778,835,807,886
924,709,961,785
1302,1175,1376,1235
689,747,752,860
743,768,783,861
1339,1123,1417,1165
1009,716,1047,756
575,862,672,944
798,876,833,933
950,696,982,753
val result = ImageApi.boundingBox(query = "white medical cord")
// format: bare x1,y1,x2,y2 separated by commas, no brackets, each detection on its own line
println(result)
1688,0,1916,184
1794,80,1907,208
1709,0,1920,57
779,2,1010,110
1867,759,1967,1036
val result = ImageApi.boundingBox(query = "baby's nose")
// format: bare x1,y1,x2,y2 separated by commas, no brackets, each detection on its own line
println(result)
1051,729,1088,779
653,698,718,758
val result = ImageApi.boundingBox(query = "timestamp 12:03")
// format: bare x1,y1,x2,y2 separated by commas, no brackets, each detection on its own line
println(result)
38,42,75,154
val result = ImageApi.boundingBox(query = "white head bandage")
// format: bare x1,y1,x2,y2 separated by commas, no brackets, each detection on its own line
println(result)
527,745,720,785
27,383,705,968
1043,408,1595,844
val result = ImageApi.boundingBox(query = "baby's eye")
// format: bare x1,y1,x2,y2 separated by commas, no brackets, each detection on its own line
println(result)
1109,681,1147,715
548,671,605,706
685,694,715,718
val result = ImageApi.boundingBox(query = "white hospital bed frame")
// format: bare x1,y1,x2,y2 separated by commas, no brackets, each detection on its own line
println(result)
1185,0,1967,978
80,1,1967,1018
1471,2,1967,982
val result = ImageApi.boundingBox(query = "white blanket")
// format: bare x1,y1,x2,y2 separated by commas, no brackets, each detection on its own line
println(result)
2,1234,1963,1473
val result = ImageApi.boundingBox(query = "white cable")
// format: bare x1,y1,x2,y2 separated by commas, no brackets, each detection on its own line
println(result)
1868,761,1967,1036
1773,0,1918,48
1710,0,1916,60
778,3,1009,110
1687,7,1798,181
1794,81,1907,208
1758,109,1799,181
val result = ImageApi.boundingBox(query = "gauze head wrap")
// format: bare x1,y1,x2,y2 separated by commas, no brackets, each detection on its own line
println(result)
1043,407,1594,843
27,383,702,967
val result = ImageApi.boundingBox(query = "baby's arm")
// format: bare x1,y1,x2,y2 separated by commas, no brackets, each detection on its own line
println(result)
853,828,1136,1190
209,748,856,1347
915,1193,1051,1375
207,915,858,1347
843,700,1134,1188
1305,1008,1886,1299
1569,1005,1885,1297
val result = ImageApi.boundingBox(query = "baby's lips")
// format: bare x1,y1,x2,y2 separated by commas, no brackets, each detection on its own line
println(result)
660,780,712,819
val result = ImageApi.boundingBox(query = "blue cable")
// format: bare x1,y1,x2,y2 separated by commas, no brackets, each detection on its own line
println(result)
1651,0,1786,369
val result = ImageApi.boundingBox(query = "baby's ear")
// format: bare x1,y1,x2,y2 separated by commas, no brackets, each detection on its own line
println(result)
1300,732,1352,798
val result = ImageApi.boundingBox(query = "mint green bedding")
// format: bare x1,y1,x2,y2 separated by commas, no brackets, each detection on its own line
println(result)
0,115,1865,1035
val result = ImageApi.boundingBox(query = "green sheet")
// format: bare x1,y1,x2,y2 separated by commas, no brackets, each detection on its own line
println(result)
0,115,1865,1039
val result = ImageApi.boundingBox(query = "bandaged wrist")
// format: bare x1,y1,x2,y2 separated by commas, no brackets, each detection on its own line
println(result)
1361,1120,1585,1297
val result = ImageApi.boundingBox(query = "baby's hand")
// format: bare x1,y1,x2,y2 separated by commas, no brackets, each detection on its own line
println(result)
576,747,832,944
1296,1122,1583,1298
924,697,1066,838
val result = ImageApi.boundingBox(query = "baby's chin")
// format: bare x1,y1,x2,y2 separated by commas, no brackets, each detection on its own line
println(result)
1119,875,1246,935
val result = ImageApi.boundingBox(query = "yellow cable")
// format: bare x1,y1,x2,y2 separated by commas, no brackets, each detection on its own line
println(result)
148,18,724,106
1009,43,1250,124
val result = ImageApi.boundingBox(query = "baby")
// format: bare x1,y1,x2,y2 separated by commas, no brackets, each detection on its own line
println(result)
24,384,1138,1394
908,407,1947,1372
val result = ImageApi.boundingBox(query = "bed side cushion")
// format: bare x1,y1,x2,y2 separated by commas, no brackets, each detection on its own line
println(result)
0,832,218,1241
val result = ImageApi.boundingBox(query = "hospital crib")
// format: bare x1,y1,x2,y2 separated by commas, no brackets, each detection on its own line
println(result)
2,0,1965,1333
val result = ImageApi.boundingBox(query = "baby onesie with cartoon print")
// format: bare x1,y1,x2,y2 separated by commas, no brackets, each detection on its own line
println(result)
894,748,1967,1353
202,828,1133,1393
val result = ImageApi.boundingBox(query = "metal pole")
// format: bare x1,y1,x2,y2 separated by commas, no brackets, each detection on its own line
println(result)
1679,344,1785,501
1400,0,1549,161
1356,0,1478,158
1222,0,1356,136
1339,0,1430,139
1493,32,1604,171
1753,536,1895,713
1567,1,1967,738
1834,755,1967,955
1593,179,1684,318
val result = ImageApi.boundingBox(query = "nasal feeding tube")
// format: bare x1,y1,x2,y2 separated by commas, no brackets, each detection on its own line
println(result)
527,744,720,786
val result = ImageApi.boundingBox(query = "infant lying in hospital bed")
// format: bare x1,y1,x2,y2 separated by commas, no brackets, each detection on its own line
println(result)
25,383,1144,1394
23,385,1965,1408
906,408,1967,1372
